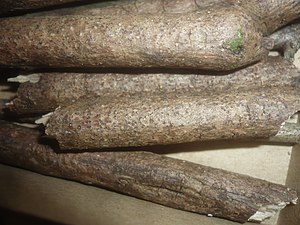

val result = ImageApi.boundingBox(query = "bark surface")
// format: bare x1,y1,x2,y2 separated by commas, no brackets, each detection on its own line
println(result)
8,57,300,115
0,121,297,223
270,22,300,61
0,1,298,70
227,0,300,34
42,0,224,16
0,0,95,15
41,0,300,34
45,86,300,149
0,6,268,70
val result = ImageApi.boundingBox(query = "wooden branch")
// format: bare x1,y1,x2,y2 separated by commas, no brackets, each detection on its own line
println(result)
270,22,300,61
1,0,298,70
0,6,269,71
41,86,300,150
226,0,300,34
0,121,297,223
33,0,300,34
7,57,299,115
38,0,223,16
0,0,97,15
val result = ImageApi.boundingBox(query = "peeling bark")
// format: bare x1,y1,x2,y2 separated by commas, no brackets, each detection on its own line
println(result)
0,121,297,223
8,57,300,116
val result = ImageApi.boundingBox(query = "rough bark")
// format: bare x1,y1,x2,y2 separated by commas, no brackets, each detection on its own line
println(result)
226,0,300,34
43,86,300,150
7,57,300,116
270,22,300,61
0,99,5,119
0,5,269,71
0,1,298,70
0,0,98,15
38,0,300,34
0,121,297,223
40,0,223,16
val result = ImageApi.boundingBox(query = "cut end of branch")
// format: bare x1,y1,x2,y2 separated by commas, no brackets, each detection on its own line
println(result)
270,112,300,144
8,74,40,83
248,197,298,222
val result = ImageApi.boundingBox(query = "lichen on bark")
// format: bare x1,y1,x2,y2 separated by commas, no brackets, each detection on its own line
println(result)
223,29,244,54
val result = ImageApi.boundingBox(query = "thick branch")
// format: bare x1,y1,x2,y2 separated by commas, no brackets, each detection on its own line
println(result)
43,87,300,150
0,6,268,70
227,0,300,34
0,0,101,15
8,57,299,115
33,0,300,35
0,121,297,223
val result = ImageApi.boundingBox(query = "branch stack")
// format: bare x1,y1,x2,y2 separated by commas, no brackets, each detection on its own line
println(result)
0,0,299,223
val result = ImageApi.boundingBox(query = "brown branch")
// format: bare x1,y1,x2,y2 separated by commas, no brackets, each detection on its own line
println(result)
0,121,297,223
38,0,219,16
8,56,300,116
42,86,300,150
1,0,298,70
226,0,300,34
0,5,269,71
0,0,102,15
32,0,300,35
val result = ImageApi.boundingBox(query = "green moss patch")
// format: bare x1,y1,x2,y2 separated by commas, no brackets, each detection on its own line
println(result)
223,29,244,54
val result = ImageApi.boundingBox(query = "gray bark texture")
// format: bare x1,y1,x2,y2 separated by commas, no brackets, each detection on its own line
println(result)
0,121,297,223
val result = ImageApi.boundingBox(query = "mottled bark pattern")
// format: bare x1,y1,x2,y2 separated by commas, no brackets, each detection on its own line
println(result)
0,6,267,70
270,22,300,61
40,0,300,34
0,0,299,69
229,0,300,34
42,0,224,16
45,87,300,149
0,0,93,15
8,57,300,115
0,121,297,223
